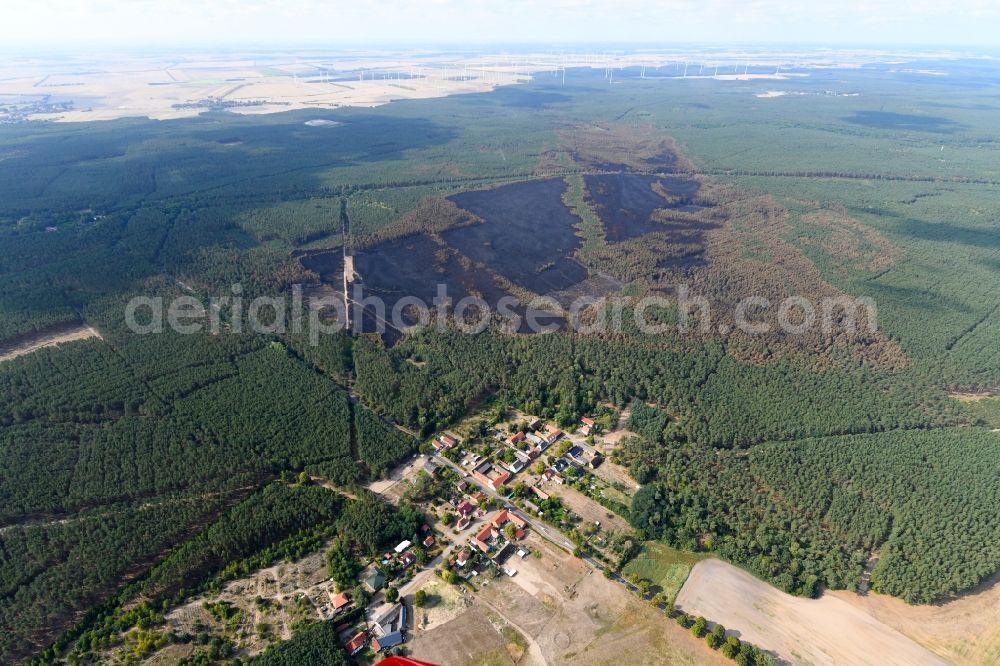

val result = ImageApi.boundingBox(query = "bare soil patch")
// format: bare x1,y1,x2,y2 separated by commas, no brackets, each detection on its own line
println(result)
409,533,725,666
405,606,521,666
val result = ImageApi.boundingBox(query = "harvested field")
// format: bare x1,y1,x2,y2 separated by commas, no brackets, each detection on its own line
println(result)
831,571,1000,666
0,324,101,363
675,559,948,666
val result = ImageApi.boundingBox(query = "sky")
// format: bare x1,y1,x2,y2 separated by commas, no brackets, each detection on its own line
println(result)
2,0,999,50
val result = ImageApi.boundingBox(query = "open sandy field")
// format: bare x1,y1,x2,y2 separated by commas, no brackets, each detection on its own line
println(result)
830,571,1000,666
675,559,948,666
0,47,939,124
0,324,100,363
407,532,727,666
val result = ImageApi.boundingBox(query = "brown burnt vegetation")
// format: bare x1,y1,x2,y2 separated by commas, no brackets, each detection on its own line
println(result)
796,205,899,276
537,123,696,175
555,125,907,370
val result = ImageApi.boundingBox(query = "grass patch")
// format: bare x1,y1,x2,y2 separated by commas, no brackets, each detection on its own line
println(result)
622,542,709,603
957,396,1000,428
600,485,633,509
500,624,528,662
463,650,512,666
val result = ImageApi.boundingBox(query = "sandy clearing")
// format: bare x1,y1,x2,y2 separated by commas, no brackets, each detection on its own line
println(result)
830,571,1000,666
0,325,101,363
675,559,948,666
410,532,727,666
405,606,520,666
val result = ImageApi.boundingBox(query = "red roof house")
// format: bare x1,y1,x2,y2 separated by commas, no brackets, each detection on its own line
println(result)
345,631,368,655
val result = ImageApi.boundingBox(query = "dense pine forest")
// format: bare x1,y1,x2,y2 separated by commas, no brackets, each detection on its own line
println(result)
0,60,997,663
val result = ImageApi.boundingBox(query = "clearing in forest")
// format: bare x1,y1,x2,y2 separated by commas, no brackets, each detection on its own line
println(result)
0,324,101,363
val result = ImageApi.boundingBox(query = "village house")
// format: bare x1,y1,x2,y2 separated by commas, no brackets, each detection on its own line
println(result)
473,508,529,552
344,631,368,655
472,534,491,553
475,523,497,547
433,433,458,451
372,631,404,652
363,571,386,592
422,535,435,548
330,591,351,611
525,432,545,447
543,425,564,445
472,460,510,492
456,500,476,517
506,431,526,446
501,448,531,473
493,508,527,530
372,603,407,637
456,548,471,567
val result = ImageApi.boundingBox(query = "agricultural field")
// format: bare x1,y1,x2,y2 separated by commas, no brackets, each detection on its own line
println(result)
675,559,947,666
